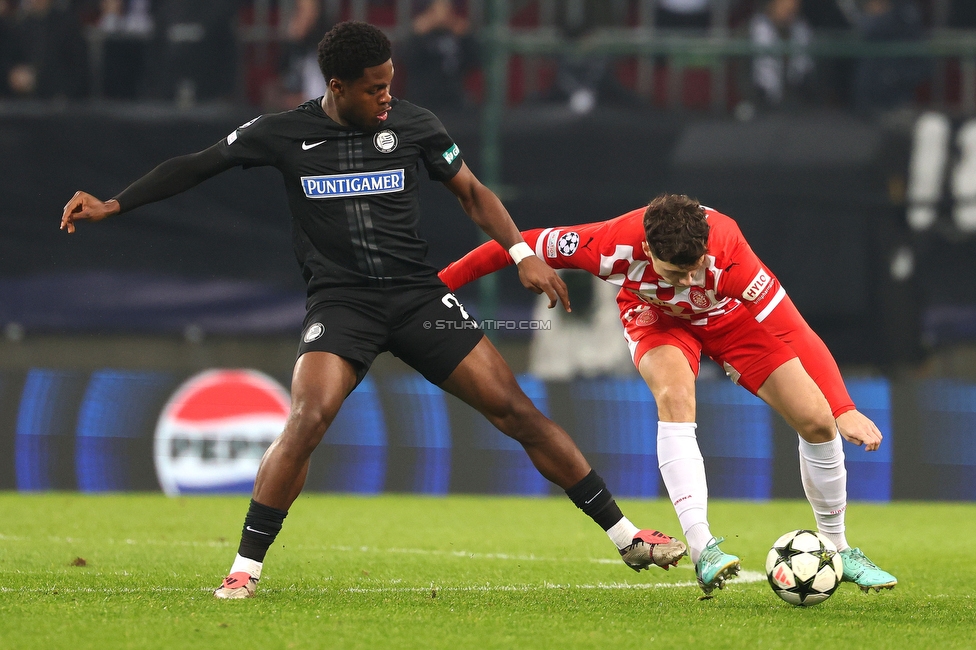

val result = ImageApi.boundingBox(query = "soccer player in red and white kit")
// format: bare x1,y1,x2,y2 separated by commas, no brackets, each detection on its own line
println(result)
440,193,898,596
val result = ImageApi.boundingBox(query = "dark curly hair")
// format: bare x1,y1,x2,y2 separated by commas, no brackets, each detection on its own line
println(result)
317,21,392,83
642,193,710,267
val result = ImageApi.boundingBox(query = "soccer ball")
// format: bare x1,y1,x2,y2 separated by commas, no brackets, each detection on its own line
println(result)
765,529,843,606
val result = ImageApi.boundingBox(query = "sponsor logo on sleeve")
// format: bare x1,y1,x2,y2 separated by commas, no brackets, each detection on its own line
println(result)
225,116,260,145
441,143,460,164
557,232,580,256
373,130,398,153
546,230,561,258
301,169,405,199
742,269,772,302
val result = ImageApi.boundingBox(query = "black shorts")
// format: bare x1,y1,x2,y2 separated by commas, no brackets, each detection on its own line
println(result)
297,282,484,385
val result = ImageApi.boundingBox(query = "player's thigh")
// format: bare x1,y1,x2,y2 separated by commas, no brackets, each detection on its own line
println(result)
286,351,360,442
699,308,796,396
757,358,835,442
629,316,700,422
439,336,536,422
298,292,389,385
637,345,698,422
388,286,485,385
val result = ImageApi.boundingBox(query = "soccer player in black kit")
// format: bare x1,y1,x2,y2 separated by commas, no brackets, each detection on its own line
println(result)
60,21,685,599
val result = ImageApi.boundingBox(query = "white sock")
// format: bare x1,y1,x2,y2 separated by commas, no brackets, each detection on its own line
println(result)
606,516,641,549
684,523,716,562
798,434,850,552
229,554,263,581
658,421,712,564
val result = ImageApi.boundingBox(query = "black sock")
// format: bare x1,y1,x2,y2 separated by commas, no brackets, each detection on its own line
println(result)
237,499,288,562
565,470,625,531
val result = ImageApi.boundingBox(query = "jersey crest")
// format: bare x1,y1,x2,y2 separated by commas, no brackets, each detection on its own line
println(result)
373,130,398,153
689,286,710,308
636,307,659,326
616,255,737,325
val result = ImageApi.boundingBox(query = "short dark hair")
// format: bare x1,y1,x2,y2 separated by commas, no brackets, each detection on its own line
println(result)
642,193,710,267
317,21,392,83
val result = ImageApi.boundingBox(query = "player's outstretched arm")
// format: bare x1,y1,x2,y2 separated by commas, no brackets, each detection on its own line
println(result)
443,162,570,311
59,144,235,233
439,226,555,292
439,239,514,291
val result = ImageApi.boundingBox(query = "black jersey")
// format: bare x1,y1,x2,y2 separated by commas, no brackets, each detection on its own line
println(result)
216,97,464,294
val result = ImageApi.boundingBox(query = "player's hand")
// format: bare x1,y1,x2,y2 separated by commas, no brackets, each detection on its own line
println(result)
516,256,571,312
60,191,120,233
836,409,883,452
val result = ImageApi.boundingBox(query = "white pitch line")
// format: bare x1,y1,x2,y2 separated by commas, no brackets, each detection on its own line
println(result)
0,534,229,549
2,536,772,590
316,544,696,570
0,586,197,595
0,572,767,596
346,572,767,593
0,535,695,569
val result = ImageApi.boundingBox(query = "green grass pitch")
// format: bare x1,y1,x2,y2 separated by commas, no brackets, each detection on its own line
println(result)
1,494,974,649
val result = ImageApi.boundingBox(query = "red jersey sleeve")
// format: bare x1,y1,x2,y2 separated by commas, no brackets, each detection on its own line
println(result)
438,237,516,291
438,219,621,290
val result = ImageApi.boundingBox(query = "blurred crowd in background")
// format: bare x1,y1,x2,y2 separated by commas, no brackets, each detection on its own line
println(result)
0,0,976,113
1,0,976,115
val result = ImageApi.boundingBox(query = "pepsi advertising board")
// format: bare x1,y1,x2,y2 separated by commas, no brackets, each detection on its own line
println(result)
154,370,290,496
1,367,973,500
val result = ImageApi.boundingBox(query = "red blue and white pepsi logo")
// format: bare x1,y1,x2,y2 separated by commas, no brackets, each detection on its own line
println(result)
154,369,290,496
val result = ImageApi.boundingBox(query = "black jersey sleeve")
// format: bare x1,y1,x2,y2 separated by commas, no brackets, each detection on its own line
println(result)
216,114,278,169
415,109,464,182
113,144,236,213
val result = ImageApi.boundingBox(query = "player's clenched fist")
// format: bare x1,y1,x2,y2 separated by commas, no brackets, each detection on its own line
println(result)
60,191,120,233
835,409,884,452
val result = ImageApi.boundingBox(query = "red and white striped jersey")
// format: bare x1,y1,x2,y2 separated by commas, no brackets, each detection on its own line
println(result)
441,207,786,327
439,205,854,417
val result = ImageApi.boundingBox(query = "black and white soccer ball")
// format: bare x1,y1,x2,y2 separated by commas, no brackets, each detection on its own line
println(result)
765,529,843,606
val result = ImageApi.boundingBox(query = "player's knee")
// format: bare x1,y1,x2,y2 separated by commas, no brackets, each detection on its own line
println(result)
650,383,696,422
488,394,546,443
282,398,341,453
794,409,836,443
